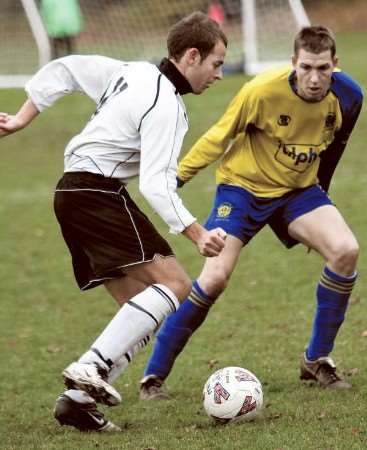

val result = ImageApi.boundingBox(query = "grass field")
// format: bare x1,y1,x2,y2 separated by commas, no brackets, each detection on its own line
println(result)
1,31,367,450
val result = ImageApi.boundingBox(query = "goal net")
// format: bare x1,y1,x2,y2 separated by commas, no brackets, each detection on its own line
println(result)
0,0,51,87
243,0,310,75
0,0,310,88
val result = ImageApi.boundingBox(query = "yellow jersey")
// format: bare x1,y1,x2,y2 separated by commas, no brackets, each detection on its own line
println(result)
179,66,363,198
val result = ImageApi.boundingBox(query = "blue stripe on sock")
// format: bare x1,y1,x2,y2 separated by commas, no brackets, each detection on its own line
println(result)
324,266,357,284
192,280,213,301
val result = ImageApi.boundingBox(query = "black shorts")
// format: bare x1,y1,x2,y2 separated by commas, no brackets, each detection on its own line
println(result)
54,172,174,290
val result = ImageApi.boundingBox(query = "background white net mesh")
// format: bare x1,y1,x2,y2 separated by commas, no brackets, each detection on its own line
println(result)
0,1,40,75
254,0,305,62
0,0,310,85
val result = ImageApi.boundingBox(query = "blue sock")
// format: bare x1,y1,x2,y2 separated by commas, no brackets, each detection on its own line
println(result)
144,280,216,380
306,266,357,361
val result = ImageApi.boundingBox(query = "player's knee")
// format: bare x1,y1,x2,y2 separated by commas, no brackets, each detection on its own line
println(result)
330,239,359,273
200,269,230,298
340,241,359,267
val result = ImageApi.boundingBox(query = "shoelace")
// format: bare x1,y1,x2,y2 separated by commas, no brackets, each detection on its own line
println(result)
317,363,340,383
95,364,109,381
147,378,163,390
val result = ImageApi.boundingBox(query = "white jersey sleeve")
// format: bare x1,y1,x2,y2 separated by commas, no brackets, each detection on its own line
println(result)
25,56,196,235
25,55,123,111
138,75,196,234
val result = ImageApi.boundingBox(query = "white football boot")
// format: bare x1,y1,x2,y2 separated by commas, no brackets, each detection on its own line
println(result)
63,362,122,406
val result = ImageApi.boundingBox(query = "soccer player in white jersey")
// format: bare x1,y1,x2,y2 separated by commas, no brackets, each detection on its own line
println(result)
140,26,364,399
0,12,227,432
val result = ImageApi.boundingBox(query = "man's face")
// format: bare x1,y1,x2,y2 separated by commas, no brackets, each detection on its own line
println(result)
292,48,338,102
186,40,226,94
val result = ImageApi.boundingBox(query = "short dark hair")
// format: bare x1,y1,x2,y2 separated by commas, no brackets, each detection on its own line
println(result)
294,25,336,58
167,11,228,61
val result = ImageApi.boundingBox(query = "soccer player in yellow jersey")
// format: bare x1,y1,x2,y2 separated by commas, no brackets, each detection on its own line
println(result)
141,25,363,397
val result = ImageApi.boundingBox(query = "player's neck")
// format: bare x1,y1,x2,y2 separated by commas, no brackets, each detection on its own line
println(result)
159,58,193,95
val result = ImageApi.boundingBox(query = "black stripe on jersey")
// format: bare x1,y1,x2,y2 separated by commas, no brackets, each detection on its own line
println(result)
138,74,162,132
138,72,188,232
127,301,159,327
151,284,177,312
109,152,136,178
68,151,105,175
93,77,128,119
112,76,126,94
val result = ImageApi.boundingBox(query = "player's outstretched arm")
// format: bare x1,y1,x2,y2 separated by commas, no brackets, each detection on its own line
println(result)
0,99,39,138
182,221,226,257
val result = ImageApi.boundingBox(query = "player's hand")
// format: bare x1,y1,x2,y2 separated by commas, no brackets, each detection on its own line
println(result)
0,113,23,137
0,100,40,138
197,227,227,257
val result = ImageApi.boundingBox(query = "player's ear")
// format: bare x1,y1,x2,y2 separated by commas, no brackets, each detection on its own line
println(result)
291,54,297,67
333,55,339,68
185,48,201,65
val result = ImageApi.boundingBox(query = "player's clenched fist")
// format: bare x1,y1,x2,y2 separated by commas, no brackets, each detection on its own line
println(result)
182,222,227,257
197,227,227,257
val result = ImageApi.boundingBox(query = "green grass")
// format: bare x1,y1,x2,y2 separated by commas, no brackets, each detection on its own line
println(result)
1,31,367,450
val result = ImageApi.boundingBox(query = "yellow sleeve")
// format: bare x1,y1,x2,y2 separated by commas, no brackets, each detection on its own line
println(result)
178,83,257,182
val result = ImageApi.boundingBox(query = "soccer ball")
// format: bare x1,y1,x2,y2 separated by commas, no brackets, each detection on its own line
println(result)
203,366,263,424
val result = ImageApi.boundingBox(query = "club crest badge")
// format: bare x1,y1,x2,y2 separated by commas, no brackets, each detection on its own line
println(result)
217,203,232,218
277,115,291,126
325,113,336,129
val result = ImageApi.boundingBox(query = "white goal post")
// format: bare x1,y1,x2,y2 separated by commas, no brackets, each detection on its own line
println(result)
0,0,51,88
0,0,310,88
243,0,310,75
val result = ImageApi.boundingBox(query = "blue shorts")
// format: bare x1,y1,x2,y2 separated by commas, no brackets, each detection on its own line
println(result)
204,184,333,248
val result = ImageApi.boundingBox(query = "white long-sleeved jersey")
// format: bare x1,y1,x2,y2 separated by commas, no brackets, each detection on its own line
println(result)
25,55,196,234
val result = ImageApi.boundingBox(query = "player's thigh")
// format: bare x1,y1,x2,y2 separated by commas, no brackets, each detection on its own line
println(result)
104,275,148,306
198,235,243,295
288,204,358,259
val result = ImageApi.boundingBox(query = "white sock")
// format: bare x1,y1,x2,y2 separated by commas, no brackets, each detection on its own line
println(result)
79,335,151,382
78,284,178,373
107,335,151,384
